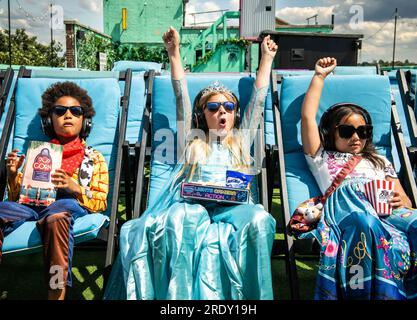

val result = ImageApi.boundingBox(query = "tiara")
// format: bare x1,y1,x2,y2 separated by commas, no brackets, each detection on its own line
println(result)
201,81,233,98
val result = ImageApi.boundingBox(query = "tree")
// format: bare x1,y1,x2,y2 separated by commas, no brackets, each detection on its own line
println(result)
113,42,168,64
0,28,65,67
76,32,115,70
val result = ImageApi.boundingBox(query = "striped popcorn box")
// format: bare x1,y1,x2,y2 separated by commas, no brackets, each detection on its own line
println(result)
364,179,395,216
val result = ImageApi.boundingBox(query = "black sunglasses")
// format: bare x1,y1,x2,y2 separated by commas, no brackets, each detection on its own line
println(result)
51,105,84,117
336,124,373,140
206,101,235,112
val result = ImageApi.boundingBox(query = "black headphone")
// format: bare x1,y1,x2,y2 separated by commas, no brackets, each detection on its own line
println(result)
41,110,93,140
192,89,240,132
319,102,372,150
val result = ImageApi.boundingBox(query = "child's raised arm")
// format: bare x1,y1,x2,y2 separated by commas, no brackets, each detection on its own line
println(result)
301,57,337,156
255,35,277,89
162,27,191,151
240,35,277,145
162,26,183,80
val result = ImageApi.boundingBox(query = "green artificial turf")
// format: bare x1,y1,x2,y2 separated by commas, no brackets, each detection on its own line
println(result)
0,190,319,300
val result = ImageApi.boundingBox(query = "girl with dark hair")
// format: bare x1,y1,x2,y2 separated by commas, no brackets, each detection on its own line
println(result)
301,57,417,299
0,81,108,300
104,27,277,300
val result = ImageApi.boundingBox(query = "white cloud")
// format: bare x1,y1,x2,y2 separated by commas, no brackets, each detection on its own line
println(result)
274,5,416,62
185,0,236,26
333,18,417,61
78,0,102,13
276,6,335,25
230,0,240,10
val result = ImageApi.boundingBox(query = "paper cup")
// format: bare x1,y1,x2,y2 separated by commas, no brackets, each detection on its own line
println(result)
364,179,395,216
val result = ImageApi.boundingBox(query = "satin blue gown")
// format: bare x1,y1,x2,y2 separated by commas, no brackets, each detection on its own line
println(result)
299,178,417,300
104,79,276,300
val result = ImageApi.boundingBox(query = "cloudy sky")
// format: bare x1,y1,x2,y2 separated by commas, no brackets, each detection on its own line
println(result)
0,0,416,62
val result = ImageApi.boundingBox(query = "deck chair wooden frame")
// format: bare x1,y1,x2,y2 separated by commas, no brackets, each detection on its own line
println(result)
0,66,133,280
134,73,273,218
130,70,158,220
0,68,14,123
396,69,417,168
271,72,417,300
120,70,159,221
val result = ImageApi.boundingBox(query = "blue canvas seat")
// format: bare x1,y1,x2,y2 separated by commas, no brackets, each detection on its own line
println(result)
387,71,411,144
123,73,147,144
406,70,417,108
145,73,277,215
111,62,162,219
271,73,417,299
396,69,417,149
334,65,379,75
273,69,314,77
395,69,417,178
112,60,162,74
112,61,160,144
0,67,132,271
379,70,414,175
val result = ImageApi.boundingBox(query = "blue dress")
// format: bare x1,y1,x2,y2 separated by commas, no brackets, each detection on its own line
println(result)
304,148,417,299
104,79,276,300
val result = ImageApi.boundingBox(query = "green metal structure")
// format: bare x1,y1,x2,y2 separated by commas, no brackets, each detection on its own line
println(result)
101,0,336,72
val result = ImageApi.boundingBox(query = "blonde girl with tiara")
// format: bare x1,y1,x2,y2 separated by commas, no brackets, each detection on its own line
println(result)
104,27,277,300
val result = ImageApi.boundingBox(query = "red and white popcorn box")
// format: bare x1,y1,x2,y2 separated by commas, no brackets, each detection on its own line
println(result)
364,179,395,216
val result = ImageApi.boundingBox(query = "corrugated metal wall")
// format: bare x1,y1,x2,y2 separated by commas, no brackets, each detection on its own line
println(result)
240,0,276,39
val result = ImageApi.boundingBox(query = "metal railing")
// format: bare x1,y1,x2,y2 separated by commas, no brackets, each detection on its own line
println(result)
181,11,240,66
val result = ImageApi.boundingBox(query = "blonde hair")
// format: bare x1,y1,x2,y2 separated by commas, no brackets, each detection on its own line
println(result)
174,90,253,184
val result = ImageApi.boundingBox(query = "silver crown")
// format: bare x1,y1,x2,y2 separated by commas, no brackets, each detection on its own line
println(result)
201,81,233,98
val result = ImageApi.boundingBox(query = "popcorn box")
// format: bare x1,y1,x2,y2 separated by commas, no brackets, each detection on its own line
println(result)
364,179,395,216
181,182,250,205
18,141,63,207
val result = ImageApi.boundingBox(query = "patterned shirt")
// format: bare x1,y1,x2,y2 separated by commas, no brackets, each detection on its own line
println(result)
305,146,397,194
7,141,109,213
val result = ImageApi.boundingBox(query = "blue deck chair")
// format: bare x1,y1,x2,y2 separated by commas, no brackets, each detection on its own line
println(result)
130,71,159,219
395,69,417,178
397,69,417,150
111,62,161,220
391,69,416,110
0,66,133,278
121,71,150,220
266,70,316,232
122,73,275,298
402,70,417,108
0,67,84,136
334,65,379,75
409,70,417,109
271,73,417,299
112,60,161,146
273,69,314,77
378,70,414,177
146,73,271,211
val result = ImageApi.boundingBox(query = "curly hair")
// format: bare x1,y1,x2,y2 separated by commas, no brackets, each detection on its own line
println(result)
38,81,95,118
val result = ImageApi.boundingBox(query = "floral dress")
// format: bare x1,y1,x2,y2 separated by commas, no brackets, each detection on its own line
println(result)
305,146,417,299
